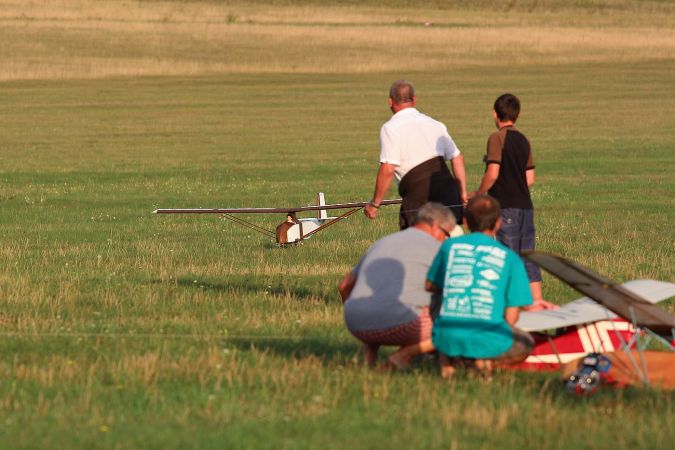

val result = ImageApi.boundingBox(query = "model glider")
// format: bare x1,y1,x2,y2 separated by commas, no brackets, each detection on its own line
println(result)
512,251,675,387
154,193,403,245
515,278,675,368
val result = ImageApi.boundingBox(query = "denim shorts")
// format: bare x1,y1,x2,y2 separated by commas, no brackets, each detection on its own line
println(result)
496,208,542,283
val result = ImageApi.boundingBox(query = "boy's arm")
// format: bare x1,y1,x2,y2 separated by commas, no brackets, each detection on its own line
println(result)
504,255,534,320
504,306,520,326
525,139,535,187
475,163,500,195
471,133,502,198
526,168,535,187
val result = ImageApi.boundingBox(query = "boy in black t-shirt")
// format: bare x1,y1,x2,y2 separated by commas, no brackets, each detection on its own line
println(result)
471,93,556,311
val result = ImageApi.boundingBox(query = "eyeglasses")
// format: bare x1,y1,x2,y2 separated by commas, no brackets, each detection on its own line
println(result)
437,224,452,238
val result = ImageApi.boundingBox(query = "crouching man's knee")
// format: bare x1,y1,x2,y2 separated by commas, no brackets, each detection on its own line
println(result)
496,327,534,366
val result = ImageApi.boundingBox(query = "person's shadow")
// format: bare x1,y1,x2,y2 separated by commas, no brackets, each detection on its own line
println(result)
348,257,405,304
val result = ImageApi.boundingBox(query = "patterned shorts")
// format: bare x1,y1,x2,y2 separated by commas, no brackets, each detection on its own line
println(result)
350,307,433,347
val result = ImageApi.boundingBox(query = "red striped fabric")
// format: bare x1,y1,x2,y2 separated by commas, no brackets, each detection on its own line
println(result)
350,308,432,346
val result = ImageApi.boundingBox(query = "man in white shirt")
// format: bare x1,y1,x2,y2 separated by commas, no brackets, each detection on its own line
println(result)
364,80,467,229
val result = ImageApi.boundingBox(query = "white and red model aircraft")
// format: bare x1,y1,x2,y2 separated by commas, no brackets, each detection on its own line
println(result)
154,193,404,245
512,252,675,383
154,192,463,245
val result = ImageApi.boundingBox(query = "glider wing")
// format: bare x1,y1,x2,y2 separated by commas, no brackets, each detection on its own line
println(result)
517,279,675,332
154,199,402,215
521,251,675,335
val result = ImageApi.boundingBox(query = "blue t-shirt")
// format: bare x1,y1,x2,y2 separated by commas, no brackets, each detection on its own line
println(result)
427,232,533,358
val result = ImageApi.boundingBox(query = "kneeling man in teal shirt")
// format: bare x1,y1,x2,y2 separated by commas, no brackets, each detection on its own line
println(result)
426,194,534,378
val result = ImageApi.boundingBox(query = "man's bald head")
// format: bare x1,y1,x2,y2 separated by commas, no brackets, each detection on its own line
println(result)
389,80,415,105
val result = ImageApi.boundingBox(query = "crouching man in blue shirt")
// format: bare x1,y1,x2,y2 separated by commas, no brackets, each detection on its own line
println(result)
426,194,535,378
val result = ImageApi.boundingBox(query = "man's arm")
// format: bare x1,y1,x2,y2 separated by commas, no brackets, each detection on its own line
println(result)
425,280,441,294
450,155,467,205
364,162,396,219
504,306,520,326
338,271,357,303
526,168,535,187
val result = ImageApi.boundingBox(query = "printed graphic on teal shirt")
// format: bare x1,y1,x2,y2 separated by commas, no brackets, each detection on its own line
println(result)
428,233,532,359
441,242,507,321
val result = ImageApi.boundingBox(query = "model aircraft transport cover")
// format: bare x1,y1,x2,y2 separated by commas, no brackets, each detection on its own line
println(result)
517,279,675,332
520,252,675,334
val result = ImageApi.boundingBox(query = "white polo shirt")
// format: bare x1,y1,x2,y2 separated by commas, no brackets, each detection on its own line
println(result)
379,108,461,181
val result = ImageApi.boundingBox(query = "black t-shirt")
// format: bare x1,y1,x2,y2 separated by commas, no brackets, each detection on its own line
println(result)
485,126,534,209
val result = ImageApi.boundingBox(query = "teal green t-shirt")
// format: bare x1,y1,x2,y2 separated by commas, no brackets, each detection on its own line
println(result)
427,233,533,359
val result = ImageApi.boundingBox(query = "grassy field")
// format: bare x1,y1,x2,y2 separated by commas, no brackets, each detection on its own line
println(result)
0,0,674,448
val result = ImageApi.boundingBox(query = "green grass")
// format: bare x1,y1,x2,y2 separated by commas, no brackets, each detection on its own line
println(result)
1,1,674,448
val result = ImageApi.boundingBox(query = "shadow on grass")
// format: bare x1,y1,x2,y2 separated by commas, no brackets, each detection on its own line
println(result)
151,276,337,303
225,335,359,364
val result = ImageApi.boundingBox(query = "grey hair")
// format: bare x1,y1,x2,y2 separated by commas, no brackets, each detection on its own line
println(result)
412,202,456,229
389,80,415,104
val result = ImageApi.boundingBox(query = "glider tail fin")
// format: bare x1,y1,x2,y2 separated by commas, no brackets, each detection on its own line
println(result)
317,192,328,220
